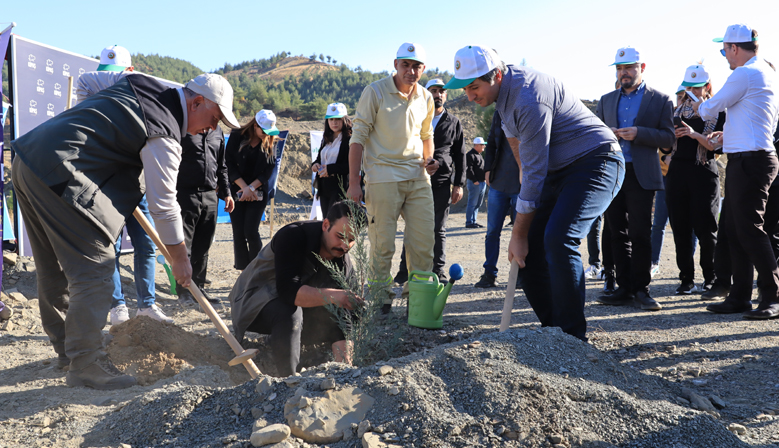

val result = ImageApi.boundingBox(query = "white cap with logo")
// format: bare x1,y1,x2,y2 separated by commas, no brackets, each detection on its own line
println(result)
185,74,240,129
324,103,348,119
98,45,132,72
425,79,445,90
676,85,686,94
444,45,500,90
713,24,756,43
473,137,485,145
396,42,426,64
255,109,280,136
611,47,640,66
682,65,710,87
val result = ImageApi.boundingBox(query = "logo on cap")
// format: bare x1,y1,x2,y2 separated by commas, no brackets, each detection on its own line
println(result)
108,52,115,59
408,45,414,53
455,60,461,70
331,106,337,111
619,50,625,57
691,72,697,78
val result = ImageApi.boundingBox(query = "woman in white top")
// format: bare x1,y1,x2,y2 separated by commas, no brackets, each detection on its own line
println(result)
311,103,353,217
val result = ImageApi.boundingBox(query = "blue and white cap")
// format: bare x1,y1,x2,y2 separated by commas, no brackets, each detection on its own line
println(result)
324,103,347,119
611,46,640,66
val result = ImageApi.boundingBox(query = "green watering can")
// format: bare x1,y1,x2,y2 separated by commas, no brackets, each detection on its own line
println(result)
407,264,463,329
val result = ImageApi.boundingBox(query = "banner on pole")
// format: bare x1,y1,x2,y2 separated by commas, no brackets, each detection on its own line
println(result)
1,26,14,290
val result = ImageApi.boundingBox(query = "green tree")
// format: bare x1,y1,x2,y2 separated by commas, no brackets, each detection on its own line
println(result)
319,54,325,62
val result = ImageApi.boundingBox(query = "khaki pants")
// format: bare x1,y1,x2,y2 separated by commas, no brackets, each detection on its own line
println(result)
365,179,435,304
12,158,116,371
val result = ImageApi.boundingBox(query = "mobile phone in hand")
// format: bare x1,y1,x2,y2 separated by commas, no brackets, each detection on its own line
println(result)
673,117,683,128
686,91,699,102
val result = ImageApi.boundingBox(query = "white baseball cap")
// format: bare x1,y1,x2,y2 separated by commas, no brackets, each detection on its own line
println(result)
611,47,640,66
255,109,280,136
98,45,131,72
473,137,485,145
444,45,501,90
425,79,445,90
396,42,426,64
324,103,347,119
185,74,240,129
713,24,757,43
676,85,686,94
682,64,710,87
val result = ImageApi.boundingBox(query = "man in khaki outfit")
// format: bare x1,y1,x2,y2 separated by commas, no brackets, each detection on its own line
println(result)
347,42,438,313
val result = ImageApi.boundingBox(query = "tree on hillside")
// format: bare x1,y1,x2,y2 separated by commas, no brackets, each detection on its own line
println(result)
326,55,331,63
333,59,337,65
309,54,316,61
319,54,325,62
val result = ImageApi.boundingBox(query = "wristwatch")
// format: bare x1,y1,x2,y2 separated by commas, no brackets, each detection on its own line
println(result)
249,185,256,192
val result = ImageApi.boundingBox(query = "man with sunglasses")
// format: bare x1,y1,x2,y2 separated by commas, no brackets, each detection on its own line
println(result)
692,24,779,319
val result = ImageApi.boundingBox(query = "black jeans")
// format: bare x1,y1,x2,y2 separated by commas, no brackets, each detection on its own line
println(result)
605,165,655,294
176,189,218,289
246,299,345,377
666,159,719,283
398,182,451,276
230,199,267,270
723,152,779,303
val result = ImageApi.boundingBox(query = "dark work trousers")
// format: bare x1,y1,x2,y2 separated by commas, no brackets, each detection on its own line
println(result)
176,189,218,290
246,299,345,377
398,182,452,276
665,159,720,284
602,214,614,274
724,151,779,304
714,174,779,290
605,164,656,294
230,198,268,270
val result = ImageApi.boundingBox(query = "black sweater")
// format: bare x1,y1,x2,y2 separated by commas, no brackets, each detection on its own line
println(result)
177,127,230,200
466,148,485,182
225,129,276,198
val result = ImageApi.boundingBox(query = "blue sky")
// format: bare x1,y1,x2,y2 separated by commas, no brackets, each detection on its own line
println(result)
4,0,778,100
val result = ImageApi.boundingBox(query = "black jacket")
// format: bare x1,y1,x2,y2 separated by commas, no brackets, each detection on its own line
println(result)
312,132,351,195
483,110,506,183
177,127,230,200
225,129,277,198
465,148,485,182
430,110,466,188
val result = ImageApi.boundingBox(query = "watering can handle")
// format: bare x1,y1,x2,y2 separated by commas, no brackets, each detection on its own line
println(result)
409,270,438,283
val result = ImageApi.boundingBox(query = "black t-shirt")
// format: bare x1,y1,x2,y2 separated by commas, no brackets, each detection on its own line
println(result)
675,112,726,161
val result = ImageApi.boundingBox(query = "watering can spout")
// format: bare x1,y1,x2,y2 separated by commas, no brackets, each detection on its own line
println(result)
432,282,453,318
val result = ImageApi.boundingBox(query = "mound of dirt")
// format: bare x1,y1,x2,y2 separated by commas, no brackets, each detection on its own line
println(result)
107,316,251,386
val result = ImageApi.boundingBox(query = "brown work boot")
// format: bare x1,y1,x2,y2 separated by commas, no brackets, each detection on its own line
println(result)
66,356,137,390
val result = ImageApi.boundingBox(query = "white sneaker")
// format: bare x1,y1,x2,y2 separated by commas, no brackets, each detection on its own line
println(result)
110,304,130,325
136,304,174,324
583,265,602,280
650,263,660,278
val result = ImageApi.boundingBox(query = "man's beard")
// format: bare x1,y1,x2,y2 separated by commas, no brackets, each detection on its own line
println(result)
620,76,636,89
434,99,443,109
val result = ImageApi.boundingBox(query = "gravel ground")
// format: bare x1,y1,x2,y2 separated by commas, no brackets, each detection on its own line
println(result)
1,209,779,447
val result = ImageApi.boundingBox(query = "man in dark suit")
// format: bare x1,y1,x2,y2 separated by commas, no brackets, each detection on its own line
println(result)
595,47,675,311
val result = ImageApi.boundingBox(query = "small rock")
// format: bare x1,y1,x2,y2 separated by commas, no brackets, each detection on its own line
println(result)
378,365,393,376
251,408,263,419
231,405,242,416
351,369,362,378
253,418,268,432
250,424,291,447
549,434,565,444
505,431,519,440
681,388,716,412
256,376,274,394
586,353,598,362
120,444,132,448
91,397,117,407
357,420,372,438
3,252,18,265
267,392,277,401
727,423,746,435
263,404,274,413
468,341,482,348
222,434,237,444
709,395,727,409
8,292,27,305
284,376,301,387
362,432,401,448
691,379,708,386
320,378,336,390
33,416,51,427
387,386,400,396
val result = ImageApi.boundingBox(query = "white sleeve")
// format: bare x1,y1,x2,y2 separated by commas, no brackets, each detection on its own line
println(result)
140,136,184,245
698,68,748,121
75,71,128,103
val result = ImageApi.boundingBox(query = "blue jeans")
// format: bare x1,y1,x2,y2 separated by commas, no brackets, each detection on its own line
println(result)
483,188,518,277
112,196,157,309
518,145,624,340
465,180,487,225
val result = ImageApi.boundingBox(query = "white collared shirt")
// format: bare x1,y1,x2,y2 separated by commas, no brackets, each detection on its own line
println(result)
698,56,779,154
319,133,342,166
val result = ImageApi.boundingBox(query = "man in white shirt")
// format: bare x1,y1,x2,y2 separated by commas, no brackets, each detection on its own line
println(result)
694,24,779,319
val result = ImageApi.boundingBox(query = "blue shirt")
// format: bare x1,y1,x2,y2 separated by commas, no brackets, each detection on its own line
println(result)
495,65,617,214
616,81,645,162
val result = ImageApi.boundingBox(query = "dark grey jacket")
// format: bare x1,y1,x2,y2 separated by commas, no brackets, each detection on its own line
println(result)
596,85,675,191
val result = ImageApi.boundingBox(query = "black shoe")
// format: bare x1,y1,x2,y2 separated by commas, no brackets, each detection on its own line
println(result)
474,223,484,228
633,291,661,311
743,302,779,320
435,271,448,283
596,287,633,305
177,289,196,303
381,303,392,315
675,281,698,295
474,273,497,288
203,277,212,286
706,298,752,314
465,223,480,229
200,289,220,304
394,270,409,285
701,283,729,301
506,221,514,227
602,271,616,295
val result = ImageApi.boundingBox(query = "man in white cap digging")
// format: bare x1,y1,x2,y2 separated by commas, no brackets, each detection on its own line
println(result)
691,24,779,319
348,42,438,313
445,45,623,340
11,66,239,389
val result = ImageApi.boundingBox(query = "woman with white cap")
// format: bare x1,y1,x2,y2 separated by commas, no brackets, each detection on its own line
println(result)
311,103,353,218
225,109,279,270
666,64,725,295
